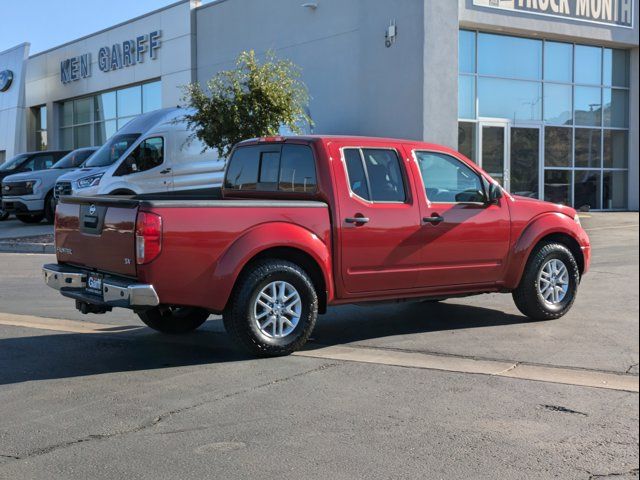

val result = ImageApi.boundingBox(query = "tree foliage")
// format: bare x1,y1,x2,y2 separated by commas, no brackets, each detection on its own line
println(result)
182,50,313,158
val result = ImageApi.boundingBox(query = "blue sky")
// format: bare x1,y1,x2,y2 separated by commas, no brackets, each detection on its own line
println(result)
0,0,188,54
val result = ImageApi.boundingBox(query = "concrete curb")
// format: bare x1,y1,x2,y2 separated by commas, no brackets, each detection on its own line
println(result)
0,242,55,254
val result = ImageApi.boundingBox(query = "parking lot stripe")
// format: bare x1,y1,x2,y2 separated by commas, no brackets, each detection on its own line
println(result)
1,312,637,393
294,345,639,393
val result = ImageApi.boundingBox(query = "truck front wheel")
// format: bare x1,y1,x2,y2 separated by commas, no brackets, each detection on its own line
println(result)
223,259,318,357
137,306,209,334
512,242,580,321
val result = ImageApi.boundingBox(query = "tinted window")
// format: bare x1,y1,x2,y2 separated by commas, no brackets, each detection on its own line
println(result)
344,148,405,202
127,137,164,174
85,134,140,167
0,154,29,171
33,155,55,170
53,149,96,169
415,152,485,203
279,145,317,193
225,144,317,193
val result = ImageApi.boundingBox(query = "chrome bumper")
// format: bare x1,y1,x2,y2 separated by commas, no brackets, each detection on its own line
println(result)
43,264,159,308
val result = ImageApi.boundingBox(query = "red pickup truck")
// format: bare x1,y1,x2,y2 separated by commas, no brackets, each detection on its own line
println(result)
44,135,591,356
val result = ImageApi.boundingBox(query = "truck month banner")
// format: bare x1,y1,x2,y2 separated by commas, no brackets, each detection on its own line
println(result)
473,0,634,27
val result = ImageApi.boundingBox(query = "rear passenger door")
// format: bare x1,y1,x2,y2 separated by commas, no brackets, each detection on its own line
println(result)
332,144,423,294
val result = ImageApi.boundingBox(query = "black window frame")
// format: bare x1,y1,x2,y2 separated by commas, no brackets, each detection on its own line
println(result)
224,143,318,194
115,135,165,176
342,147,408,204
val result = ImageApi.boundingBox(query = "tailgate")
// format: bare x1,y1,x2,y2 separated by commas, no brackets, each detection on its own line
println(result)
55,196,139,277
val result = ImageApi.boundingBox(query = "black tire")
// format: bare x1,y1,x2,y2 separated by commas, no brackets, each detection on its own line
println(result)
512,242,580,321
0,209,9,221
17,213,44,224
137,306,209,334
44,192,56,224
223,259,318,357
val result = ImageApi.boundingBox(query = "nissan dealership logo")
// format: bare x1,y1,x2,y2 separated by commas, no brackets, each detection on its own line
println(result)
0,70,13,92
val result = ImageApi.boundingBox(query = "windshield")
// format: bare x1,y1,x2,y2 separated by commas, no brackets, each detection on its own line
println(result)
53,149,97,169
0,154,29,172
84,134,140,168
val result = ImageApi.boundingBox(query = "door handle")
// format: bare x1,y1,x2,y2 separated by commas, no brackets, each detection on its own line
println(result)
423,214,444,225
160,168,172,174
345,216,370,224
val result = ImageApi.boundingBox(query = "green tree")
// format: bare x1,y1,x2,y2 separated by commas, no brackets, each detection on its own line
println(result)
182,50,313,158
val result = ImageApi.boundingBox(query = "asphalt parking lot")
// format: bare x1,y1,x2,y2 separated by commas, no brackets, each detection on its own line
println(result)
0,213,637,479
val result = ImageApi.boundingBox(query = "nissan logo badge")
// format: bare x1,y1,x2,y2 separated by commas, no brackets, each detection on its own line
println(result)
0,70,13,92
89,204,96,215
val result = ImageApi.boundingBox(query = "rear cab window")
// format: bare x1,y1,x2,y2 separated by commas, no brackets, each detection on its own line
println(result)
225,143,317,194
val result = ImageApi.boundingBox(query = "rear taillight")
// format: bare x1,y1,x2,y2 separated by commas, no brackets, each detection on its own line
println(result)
135,212,162,265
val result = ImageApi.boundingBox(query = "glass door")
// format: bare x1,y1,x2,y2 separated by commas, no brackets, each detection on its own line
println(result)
479,121,508,189
510,125,541,199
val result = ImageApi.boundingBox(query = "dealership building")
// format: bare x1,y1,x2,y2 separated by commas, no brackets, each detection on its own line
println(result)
0,0,638,210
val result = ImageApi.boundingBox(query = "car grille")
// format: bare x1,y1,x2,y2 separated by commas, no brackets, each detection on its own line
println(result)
2,182,31,196
55,181,72,199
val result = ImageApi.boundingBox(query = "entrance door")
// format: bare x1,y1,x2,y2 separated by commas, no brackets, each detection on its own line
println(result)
478,121,541,198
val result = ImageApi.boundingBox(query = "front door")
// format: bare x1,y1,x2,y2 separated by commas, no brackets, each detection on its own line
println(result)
478,121,542,199
331,144,424,295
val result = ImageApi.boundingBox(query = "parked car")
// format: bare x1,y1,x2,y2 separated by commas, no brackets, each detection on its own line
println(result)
43,135,590,357
54,108,223,199
2,147,97,224
0,150,70,221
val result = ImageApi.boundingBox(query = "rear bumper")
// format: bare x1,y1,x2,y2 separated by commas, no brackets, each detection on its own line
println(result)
43,263,159,309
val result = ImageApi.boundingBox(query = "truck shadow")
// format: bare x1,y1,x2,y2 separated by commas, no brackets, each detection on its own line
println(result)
0,302,529,386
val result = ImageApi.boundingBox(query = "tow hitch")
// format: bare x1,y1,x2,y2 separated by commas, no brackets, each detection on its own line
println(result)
75,300,112,315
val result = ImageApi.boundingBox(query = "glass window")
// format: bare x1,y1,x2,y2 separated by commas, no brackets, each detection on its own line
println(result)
127,137,164,173
95,92,116,121
603,88,628,128
482,126,505,182
545,127,572,167
574,86,602,126
574,170,601,210
544,170,571,205
510,127,539,198
60,101,73,127
603,49,629,87
478,78,542,121
60,127,73,150
361,149,406,202
94,120,118,145
38,106,47,130
279,144,317,193
574,45,602,85
603,171,627,209
459,30,475,74
458,75,475,119
117,86,142,118
35,131,48,151
53,149,96,169
142,81,162,113
344,148,370,200
603,130,628,169
478,33,542,80
458,122,476,163
544,83,572,125
415,151,484,203
224,146,262,190
73,124,91,148
574,129,601,168
544,42,572,83
85,134,140,168
258,151,280,186
33,154,55,170
73,97,92,124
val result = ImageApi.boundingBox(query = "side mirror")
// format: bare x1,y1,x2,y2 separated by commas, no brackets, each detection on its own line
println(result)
486,183,503,205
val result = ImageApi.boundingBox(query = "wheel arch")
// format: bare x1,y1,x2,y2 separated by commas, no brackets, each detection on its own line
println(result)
505,213,588,289
212,222,333,314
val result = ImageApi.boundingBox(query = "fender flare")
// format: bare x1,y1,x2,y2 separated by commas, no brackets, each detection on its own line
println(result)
210,222,333,312
504,212,588,289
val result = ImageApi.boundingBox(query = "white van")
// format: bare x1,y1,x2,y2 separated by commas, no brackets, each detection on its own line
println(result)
55,108,224,198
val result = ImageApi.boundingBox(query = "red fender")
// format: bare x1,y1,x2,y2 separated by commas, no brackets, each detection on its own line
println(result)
504,212,591,290
209,222,333,312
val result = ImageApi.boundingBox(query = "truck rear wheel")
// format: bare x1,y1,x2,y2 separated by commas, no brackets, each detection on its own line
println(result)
138,306,209,334
512,242,580,321
223,259,318,357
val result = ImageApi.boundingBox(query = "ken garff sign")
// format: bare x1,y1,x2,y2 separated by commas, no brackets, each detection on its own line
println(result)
0,69,13,92
60,30,161,84
473,0,634,28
